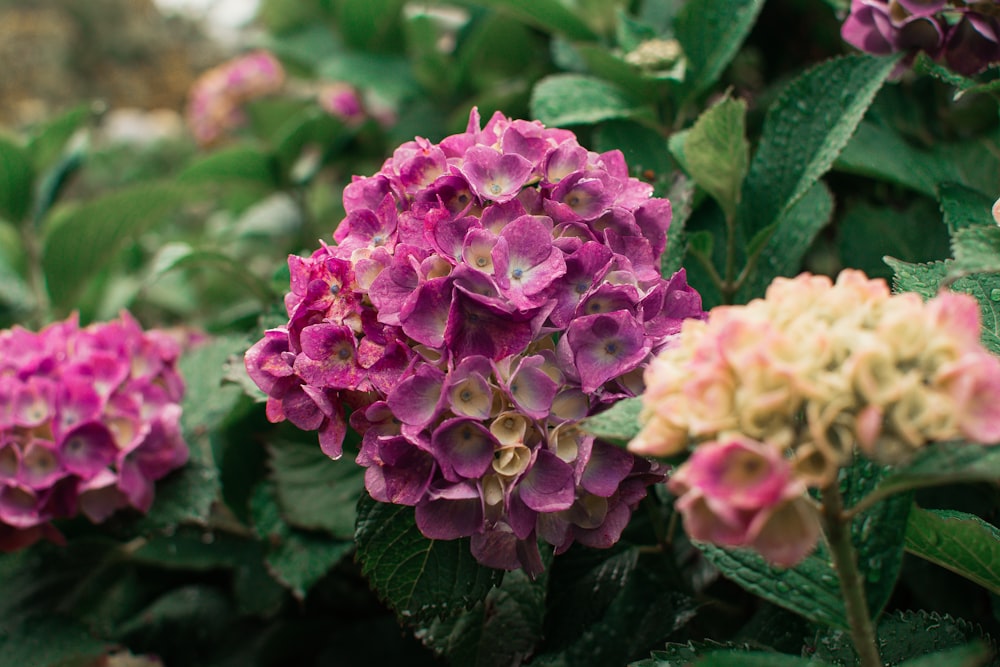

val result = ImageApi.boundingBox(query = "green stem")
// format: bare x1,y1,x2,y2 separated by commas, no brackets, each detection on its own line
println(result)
822,482,883,667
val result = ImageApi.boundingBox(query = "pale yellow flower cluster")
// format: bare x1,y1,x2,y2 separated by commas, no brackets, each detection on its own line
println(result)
631,270,1000,485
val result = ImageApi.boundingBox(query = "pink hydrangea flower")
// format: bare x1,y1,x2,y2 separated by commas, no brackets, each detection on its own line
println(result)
668,436,820,567
185,50,286,147
246,108,705,574
0,313,189,551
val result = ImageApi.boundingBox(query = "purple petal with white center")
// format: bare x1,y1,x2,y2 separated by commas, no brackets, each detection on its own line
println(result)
543,143,587,185
245,330,295,396
54,378,104,437
13,378,55,428
294,323,365,389
19,441,65,490
431,418,498,482
399,276,454,349
507,355,558,419
444,358,494,419
603,230,658,281
387,364,446,428
461,228,499,275
415,481,484,539
546,241,613,327
580,440,635,497
492,215,566,308
366,339,414,396
576,283,640,319
546,171,617,222
461,145,533,204
516,449,575,512
567,311,651,393
59,422,117,479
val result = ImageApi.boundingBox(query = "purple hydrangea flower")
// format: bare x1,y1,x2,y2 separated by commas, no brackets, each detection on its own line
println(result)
0,313,190,552
246,108,706,574
842,0,1000,76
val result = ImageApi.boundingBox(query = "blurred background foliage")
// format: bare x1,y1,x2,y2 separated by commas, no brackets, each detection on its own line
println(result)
1,0,1000,665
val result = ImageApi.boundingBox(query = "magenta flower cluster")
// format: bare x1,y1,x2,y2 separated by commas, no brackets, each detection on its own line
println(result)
842,0,1000,75
0,313,189,551
185,50,286,147
246,108,704,574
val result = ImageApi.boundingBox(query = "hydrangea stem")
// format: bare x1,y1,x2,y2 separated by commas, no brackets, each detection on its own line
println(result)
822,482,883,667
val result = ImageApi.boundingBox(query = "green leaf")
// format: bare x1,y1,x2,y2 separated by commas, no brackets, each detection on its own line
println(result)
41,183,187,311
147,248,277,304
592,120,673,178
939,182,996,235
532,547,696,667
0,136,34,223
835,121,945,196
268,439,366,539
631,641,753,667
952,225,1000,274
0,615,111,667
848,442,1000,520
318,52,419,105
842,457,912,619
354,493,503,622
694,652,831,666
179,335,249,451
177,145,278,187
674,0,765,98
887,257,951,300
531,74,642,127
736,180,834,302
471,0,598,41
905,507,1000,596
700,543,845,630
130,527,258,572
814,610,996,666
419,568,546,667
660,174,696,278
25,105,90,174
136,460,220,532
837,200,950,281
740,54,897,237
337,0,407,52
897,642,993,667
681,96,748,221
580,397,643,446
251,483,353,600
950,273,1000,355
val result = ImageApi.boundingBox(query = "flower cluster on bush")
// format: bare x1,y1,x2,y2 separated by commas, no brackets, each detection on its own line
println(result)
632,269,1000,565
185,50,286,147
246,108,705,574
842,0,1000,75
0,313,189,552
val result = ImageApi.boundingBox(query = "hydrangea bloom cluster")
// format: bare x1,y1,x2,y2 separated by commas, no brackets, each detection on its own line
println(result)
842,0,1000,75
632,269,1000,564
0,313,189,551
185,50,285,146
246,108,705,574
